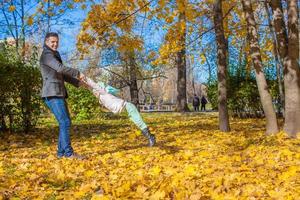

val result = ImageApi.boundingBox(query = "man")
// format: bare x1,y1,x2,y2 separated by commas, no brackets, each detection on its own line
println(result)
192,94,200,112
40,32,86,159
201,96,207,111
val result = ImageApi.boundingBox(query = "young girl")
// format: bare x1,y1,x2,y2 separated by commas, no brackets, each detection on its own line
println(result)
82,76,156,147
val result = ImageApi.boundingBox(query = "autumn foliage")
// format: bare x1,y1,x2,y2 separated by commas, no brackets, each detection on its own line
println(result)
1,113,299,199
0,0,300,198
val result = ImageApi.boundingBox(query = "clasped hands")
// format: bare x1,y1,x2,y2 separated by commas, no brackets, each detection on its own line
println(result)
78,72,119,97
78,73,101,97
78,73,90,89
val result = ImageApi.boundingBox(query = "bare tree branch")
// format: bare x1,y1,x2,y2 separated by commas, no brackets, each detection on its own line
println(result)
1,7,16,39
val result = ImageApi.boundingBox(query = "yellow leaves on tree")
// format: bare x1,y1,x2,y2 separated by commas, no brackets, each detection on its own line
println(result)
200,53,206,64
222,0,236,38
73,0,85,3
153,20,186,65
8,5,16,12
185,5,198,23
176,0,186,13
152,0,203,66
158,0,166,8
77,0,145,57
27,16,34,26
77,31,96,55
53,0,62,6
81,4,87,10
67,3,74,9
117,35,143,53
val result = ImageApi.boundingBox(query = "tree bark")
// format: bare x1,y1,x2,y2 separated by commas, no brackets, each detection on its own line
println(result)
264,1,285,116
129,55,139,107
270,0,300,137
284,0,300,137
242,0,279,134
0,113,7,131
213,0,230,132
204,51,212,82
269,0,288,60
176,11,189,112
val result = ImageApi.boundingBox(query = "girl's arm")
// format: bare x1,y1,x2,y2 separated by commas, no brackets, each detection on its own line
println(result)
80,75,107,97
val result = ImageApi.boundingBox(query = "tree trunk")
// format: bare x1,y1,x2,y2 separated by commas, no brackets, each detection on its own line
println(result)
269,0,288,60
264,1,285,116
213,0,230,132
205,51,212,83
176,11,189,112
129,55,139,107
284,0,300,137
270,0,300,137
0,113,7,131
242,0,279,134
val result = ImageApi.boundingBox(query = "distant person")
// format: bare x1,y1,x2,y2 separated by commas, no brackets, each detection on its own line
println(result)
149,103,154,110
192,94,200,111
40,32,87,159
157,99,163,111
201,96,208,111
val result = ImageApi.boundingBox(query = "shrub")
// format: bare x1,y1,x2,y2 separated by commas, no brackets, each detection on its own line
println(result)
0,47,42,132
66,84,101,120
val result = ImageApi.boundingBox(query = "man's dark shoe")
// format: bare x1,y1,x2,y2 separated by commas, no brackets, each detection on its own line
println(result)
142,128,156,147
66,153,86,160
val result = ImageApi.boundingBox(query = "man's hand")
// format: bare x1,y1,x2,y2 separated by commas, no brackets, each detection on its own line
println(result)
79,73,86,82
79,81,90,89
78,73,89,89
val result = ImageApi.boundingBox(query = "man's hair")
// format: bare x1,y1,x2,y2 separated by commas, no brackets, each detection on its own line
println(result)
44,32,59,42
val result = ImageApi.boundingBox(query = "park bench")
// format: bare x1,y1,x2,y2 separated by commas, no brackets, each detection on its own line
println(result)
139,104,176,112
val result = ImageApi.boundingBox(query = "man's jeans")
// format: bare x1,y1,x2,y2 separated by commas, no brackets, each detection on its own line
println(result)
44,97,74,157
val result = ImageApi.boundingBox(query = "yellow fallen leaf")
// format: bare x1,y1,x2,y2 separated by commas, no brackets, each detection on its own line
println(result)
85,170,96,177
150,190,165,200
150,166,161,176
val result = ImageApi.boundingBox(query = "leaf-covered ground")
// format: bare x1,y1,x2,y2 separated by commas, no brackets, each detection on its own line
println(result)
0,112,299,199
